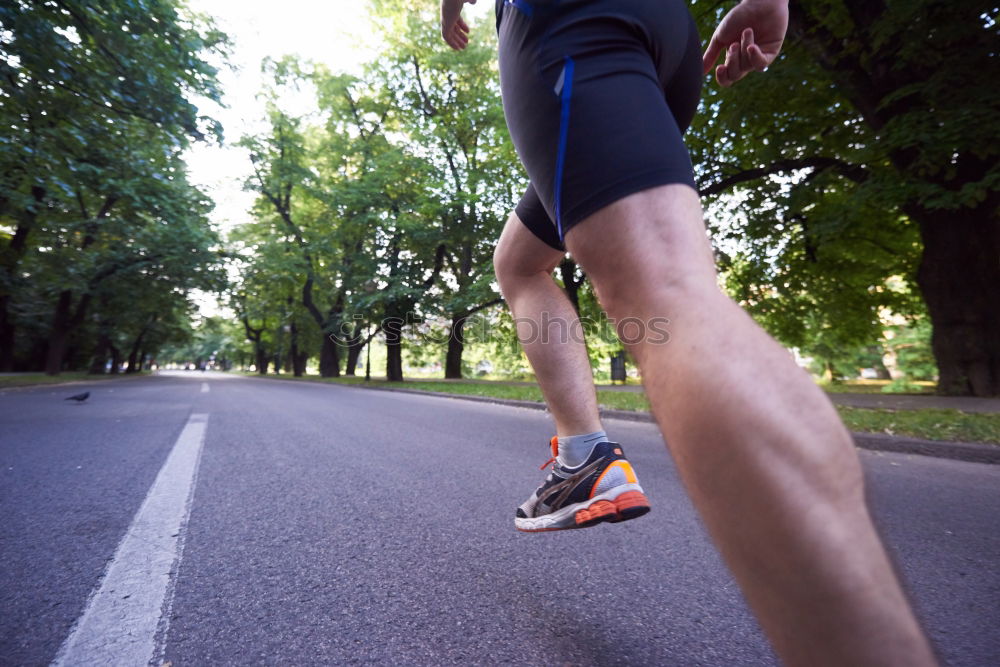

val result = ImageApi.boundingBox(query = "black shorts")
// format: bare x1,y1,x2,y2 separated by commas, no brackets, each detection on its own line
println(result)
496,0,702,250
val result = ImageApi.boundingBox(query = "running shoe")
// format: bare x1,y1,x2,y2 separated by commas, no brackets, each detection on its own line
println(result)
515,436,650,532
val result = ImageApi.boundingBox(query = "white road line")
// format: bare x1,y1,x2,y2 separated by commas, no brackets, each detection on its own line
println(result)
52,413,209,667
200,382,209,393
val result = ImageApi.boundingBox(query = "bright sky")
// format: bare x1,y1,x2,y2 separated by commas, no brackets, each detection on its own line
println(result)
182,0,493,317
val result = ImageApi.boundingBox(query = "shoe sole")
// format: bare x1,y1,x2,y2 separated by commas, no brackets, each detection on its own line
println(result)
574,491,650,528
515,486,650,533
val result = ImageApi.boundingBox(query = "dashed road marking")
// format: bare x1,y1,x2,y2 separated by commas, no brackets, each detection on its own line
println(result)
52,413,209,666
200,383,209,393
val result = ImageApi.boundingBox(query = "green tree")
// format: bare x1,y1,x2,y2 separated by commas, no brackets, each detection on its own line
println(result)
311,63,447,382
241,86,348,377
690,0,999,396
0,0,227,373
371,8,516,377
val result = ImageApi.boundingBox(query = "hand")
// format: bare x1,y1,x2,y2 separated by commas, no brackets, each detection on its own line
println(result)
702,0,789,87
442,0,477,51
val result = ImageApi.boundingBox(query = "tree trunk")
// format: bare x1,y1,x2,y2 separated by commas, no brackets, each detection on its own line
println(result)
44,289,93,375
344,324,363,376
445,314,467,379
914,204,1000,396
126,339,143,373
65,344,83,372
345,341,363,376
88,330,111,374
289,320,303,377
384,315,404,382
255,345,269,375
125,319,153,374
109,344,121,374
0,294,15,372
559,257,582,315
44,291,74,375
0,187,44,372
319,334,341,377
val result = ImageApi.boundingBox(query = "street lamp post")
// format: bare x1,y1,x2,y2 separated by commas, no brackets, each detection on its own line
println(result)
365,324,371,382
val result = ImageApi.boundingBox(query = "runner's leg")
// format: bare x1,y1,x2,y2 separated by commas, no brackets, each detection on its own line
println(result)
564,182,936,666
494,211,603,437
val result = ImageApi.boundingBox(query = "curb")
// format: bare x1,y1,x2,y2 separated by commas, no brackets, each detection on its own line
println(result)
848,432,1000,465
339,383,1000,465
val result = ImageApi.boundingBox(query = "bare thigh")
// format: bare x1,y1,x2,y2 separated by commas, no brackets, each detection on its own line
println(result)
563,183,717,315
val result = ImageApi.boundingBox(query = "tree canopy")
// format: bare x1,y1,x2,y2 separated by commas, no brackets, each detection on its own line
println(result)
0,0,228,373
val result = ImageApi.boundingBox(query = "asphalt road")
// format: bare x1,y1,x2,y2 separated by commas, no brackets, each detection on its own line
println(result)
2,372,998,666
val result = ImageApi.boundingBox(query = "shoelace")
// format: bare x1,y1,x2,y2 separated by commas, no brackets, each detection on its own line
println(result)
539,435,559,470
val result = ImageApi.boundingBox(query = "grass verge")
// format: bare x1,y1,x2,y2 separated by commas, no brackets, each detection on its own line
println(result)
0,371,151,388
818,379,936,394
836,407,999,444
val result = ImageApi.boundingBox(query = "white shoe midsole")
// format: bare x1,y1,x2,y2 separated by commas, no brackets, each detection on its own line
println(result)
514,483,645,531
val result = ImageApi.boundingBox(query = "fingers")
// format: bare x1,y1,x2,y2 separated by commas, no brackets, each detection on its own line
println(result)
440,0,472,50
702,33,724,75
714,28,770,87
748,43,770,71
443,26,463,50
442,16,470,50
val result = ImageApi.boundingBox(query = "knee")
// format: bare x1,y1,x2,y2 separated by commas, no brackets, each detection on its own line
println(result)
493,222,559,297
492,235,511,284
492,237,518,298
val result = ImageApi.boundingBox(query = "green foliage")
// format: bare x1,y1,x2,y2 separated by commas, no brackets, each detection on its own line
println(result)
808,345,887,383
158,315,247,368
886,317,937,381
689,0,999,388
231,7,519,378
0,0,227,372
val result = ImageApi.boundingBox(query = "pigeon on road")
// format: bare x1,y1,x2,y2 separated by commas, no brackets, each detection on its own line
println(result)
65,391,90,402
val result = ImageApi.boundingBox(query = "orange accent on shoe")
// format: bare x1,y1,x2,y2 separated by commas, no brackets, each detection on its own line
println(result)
539,436,560,469
588,460,638,498
575,499,617,525
614,447,622,456
613,490,649,513
575,491,650,527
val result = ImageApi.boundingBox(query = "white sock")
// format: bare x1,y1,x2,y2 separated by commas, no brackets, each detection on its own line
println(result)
557,430,608,468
